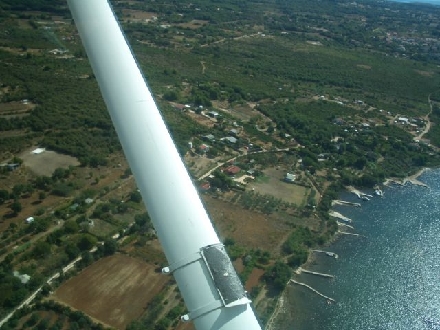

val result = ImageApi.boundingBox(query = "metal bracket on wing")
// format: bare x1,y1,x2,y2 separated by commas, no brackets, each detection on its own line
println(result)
161,251,201,274
180,300,224,322
163,243,251,322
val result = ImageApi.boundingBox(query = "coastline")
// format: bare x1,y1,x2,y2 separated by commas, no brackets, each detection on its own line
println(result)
383,167,430,188
269,166,434,329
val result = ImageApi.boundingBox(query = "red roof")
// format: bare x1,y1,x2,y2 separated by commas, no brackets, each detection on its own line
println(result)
224,165,241,175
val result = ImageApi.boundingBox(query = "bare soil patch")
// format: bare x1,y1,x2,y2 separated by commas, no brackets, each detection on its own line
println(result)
245,268,265,291
53,254,169,329
414,69,434,77
233,257,245,272
211,100,259,122
0,129,29,138
0,46,41,54
0,101,36,118
88,218,118,237
248,168,310,205
20,148,79,176
185,153,218,178
185,111,215,128
121,9,157,20
203,195,288,252
178,20,209,29
175,322,196,330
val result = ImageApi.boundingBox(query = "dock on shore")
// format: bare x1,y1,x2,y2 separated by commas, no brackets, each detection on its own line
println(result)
337,221,354,230
289,279,336,303
332,200,361,207
312,249,339,259
329,211,353,223
338,230,362,237
297,267,335,278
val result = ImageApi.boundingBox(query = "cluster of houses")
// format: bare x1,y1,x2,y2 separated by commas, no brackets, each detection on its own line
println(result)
333,112,426,136
194,129,245,155
393,116,425,133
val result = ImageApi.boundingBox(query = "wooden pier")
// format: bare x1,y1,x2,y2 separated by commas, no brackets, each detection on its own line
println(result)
289,279,336,303
312,249,339,259
298,267,334,278
338,230,361,237
329,211,353,223
337,221,354,229
332,200,361,207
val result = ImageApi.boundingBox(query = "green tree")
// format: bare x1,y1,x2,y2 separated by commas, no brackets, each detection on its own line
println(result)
102,238,117,256
0,190,9,204
12,184,25,198
64,220,79,234
33,241,52,257
52,183,73,197
163,90,179,101
264,261,291,291
77,234,97,251
11,156,23,165
10,200,22,215
65,243,80,260
52,167,68,181
134,212,150,227
130,190,142,203
81,251,94,265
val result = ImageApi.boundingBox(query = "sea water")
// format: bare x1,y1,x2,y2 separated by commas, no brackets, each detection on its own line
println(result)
276,169,440,330
389,0,440,5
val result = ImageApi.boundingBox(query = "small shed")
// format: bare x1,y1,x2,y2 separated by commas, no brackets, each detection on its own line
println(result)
229,129,239,136
13,271,31,284
207,111,219,118
199,144,210,153
202,134,215,142
32,148,45,154
223,136,237,144
200,182,211,192
284,173,296,183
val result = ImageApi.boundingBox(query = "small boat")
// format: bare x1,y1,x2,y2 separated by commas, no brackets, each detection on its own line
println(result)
361,196,370,201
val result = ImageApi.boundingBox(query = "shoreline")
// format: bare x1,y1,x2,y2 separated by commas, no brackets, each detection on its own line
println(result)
284,166,440,329
383,167,430,188
269,166,433,329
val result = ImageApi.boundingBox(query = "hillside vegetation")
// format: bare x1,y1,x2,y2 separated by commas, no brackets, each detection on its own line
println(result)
1,0,440,329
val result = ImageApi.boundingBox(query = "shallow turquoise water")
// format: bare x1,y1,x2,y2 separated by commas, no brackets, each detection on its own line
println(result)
280,169,440,330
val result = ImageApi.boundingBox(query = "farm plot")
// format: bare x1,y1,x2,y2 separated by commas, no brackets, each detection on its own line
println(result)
20,148,79,176
53,254,169,329
203,195,290,253
248,167,310,206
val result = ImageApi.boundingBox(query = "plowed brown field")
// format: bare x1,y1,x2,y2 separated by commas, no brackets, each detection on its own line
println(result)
53,254,169,329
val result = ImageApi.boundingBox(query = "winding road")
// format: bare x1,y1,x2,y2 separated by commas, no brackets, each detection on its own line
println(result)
197,148,289,181
414,93,433,141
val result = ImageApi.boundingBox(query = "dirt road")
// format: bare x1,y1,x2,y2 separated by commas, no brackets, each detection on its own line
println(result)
414,93,433,141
